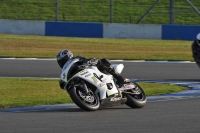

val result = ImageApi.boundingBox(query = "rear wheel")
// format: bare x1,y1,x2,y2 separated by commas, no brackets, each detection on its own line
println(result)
69,83,100,111
123,83,146,108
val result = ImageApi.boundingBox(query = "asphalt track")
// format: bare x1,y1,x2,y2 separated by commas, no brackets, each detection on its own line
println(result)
1,59,200,80
1,59,200,133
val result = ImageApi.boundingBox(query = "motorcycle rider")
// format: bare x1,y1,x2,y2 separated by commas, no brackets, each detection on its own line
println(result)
191,33,200,67
56,49,130,90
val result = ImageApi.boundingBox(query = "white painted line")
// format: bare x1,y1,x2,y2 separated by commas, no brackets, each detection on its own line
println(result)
0,58,196,63
0,58,56,60
0,77,60,80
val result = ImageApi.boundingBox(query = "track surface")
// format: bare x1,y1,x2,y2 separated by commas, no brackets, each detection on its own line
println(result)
1,59,200,133
1,59,200,80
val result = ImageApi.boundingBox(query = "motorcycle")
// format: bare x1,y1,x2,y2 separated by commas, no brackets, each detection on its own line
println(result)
192,33,200,68
60,58,146,111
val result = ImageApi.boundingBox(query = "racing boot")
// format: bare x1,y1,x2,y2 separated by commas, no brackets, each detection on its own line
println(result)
102,64,132,89
110,70,131,88
110,70,134,91
117,78,135,91
114,74,126,87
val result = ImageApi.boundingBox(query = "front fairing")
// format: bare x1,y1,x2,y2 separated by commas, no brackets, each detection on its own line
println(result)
76,66,119,99
60,58,80,82
61,65,119,100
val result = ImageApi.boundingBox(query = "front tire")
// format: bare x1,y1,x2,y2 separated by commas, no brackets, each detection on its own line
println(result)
123,83,146,108
69,85,100,111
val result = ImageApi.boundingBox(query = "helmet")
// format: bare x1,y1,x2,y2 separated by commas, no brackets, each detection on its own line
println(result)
196,33,200,46
56,50,73,68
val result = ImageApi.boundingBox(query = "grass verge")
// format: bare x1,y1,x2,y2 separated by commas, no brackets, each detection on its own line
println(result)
0,34,194,61
0,0,200,24
0,78,186,108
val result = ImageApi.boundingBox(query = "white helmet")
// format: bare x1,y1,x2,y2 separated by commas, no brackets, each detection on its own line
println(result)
196,33,200,46
56,50,73,68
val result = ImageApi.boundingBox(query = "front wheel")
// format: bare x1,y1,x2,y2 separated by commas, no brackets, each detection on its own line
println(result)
123,83,146,108
69,84,100,111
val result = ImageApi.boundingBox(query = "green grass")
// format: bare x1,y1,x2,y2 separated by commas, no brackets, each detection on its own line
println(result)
0,34,192,108
0,78,186,108
0,78,72,108
0,34,194,61
0,0,199,24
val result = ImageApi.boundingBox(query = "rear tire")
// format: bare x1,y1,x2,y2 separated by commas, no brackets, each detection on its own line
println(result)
69,85,100,111
123,83,146,108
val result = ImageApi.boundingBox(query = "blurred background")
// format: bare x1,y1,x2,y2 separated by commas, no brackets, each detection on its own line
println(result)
0,0,199,24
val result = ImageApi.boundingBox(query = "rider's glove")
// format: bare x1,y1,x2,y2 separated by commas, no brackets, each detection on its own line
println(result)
87,58,99,66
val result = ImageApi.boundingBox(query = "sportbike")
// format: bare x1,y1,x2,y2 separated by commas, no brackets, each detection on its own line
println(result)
60,58,146,111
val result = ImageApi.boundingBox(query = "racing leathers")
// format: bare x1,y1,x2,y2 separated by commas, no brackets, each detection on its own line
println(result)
59,56,126,89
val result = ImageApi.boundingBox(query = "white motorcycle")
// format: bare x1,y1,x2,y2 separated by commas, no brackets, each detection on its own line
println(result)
60,58,146,111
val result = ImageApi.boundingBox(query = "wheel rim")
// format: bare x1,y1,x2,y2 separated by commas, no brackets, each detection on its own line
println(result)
77,88,98,106
129,86,145,100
